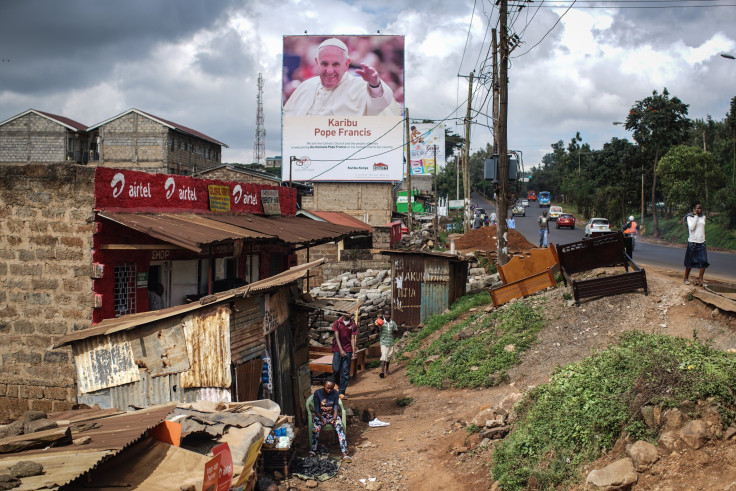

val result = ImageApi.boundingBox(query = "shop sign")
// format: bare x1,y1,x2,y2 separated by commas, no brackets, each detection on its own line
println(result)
208,185,231,212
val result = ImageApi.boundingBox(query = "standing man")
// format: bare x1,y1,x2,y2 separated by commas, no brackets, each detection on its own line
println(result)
472,211,484,230
283,38,398,117
683,201,709,287
375,310,398,378
538,210,550,247
332,313,358,399
507,215,516,230
489,211,497,227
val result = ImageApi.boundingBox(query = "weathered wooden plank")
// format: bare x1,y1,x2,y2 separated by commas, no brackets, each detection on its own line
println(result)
490,269,556,307
498,246,559,284
0,426,71,454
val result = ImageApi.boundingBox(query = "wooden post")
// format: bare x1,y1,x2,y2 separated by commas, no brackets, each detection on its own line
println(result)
497,0,509,265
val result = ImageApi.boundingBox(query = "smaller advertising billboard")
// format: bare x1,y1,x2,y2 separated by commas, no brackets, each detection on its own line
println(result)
409,123,445,175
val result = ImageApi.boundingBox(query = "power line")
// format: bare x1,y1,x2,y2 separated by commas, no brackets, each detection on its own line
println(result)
512,0,577,58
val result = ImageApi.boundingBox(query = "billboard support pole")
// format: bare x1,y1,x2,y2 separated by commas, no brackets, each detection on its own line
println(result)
405,109,412,231
289,156,297,188
433,144,439,245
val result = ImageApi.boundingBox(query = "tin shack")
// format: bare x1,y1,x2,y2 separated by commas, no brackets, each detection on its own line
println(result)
53,260,324,423
379,250,468,326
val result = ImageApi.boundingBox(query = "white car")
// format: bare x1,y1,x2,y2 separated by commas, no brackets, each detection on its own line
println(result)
512,203,525,217
584,218,610,237
549,206,563,221
521,199,529,207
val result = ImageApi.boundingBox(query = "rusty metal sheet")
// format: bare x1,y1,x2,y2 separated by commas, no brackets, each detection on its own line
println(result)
128,317,190,377
72,332,140,394
98,211,274,252
180,306,232,389
392,253,423,326
423,256,450,282
210,214,365,245
420,282,450,322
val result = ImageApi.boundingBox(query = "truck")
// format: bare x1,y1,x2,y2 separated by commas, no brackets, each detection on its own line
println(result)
527,191,537,201
538,191,551,207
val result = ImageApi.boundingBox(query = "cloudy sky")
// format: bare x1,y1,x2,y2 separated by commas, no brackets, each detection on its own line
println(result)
1,0,734,169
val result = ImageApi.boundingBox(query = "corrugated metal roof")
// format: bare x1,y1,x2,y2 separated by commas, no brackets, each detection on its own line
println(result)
54,259,325,348
98,212,273,252
209,214,366,245
301,210,373,232
0,404,177,489
375,248,468,261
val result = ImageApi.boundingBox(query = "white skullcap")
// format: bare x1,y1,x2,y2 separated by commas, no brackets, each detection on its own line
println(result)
318,38,348,53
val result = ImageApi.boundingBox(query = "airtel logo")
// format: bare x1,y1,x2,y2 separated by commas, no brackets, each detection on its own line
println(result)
111,173,125,198
164,177,176,199
233,185,242,204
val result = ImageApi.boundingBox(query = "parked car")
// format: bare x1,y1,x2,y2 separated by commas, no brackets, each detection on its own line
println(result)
521,199,529,207
512,203,525,217
549,206,563,221
584,218,611,237
556,213,575,229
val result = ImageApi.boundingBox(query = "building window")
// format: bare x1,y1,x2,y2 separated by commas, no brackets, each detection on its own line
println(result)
169,138,175,151
114,263,137,317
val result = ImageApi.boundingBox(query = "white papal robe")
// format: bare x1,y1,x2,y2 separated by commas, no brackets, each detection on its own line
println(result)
284,72,397,117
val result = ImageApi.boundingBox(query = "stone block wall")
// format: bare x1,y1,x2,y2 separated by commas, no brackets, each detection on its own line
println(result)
311,182,394,227
197,167,280,186
0,163,96,422
296,242,340,289
0,113,68,163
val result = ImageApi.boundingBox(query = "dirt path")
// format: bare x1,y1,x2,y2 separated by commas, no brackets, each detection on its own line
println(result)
284,268,736,490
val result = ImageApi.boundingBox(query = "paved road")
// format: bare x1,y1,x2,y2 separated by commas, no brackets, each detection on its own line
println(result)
471,192,736,283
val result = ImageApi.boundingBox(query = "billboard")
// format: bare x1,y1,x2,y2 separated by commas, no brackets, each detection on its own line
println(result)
409,123,445,175
282,35,405,182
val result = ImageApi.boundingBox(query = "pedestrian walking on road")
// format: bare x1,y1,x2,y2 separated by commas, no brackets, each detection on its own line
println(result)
507,216,516,230
331,313,358,399
683,201,709,287
375,310,398,378
538,211,550,247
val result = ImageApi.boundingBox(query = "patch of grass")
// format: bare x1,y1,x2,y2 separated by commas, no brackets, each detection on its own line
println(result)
466,423,481,434
562,292,573,301
396,397,414,407
406,300,545,389
366,360,381,369
491,332,736,490
400,291,492,354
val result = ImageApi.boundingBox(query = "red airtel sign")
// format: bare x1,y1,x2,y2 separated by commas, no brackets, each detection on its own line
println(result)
95,167,296,215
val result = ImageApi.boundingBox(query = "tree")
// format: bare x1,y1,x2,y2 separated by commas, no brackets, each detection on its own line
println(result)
625,88,691,237
657,145,722,216
729,97,736,186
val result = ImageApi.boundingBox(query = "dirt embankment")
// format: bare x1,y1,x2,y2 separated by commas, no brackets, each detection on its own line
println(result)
284,266,736,491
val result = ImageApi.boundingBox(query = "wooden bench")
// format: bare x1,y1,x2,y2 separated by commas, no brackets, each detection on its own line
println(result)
308,346,367,379
490,246,560,307
556,232,648,304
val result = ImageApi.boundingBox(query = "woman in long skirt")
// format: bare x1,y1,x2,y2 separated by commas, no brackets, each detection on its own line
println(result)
683,201,709,287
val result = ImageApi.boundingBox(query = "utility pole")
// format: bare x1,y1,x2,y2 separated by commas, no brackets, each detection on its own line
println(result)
432,144,439,245
463,72,474,232
405,109,412,231
496,0,510,265
492,29,500,152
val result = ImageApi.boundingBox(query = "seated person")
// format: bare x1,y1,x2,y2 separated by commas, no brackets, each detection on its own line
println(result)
311,376,351,462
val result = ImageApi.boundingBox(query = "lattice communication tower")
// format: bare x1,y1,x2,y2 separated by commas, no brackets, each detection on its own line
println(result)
252,73,266,165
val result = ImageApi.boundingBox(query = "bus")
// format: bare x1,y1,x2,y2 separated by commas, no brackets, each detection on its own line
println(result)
539,191,551,207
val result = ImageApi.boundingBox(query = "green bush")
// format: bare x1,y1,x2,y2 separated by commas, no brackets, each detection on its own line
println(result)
406,300,545,389
491,332,736,490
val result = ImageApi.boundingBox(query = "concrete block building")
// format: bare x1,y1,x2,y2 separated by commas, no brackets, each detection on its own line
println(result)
87,109,226,175
0,109,90,164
